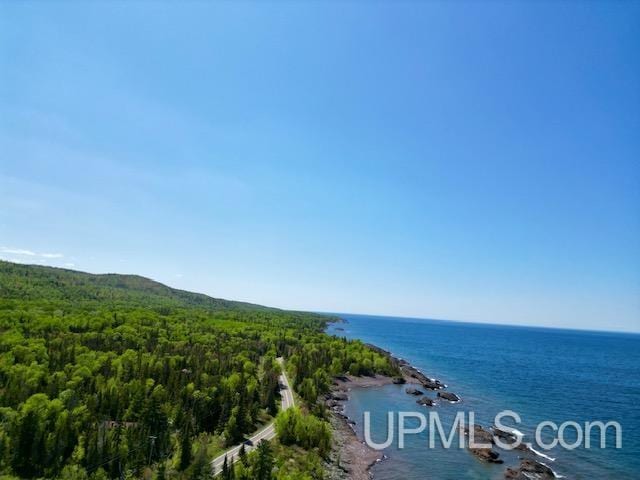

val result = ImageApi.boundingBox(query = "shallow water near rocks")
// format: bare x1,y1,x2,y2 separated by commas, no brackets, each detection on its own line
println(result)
327,314,640,479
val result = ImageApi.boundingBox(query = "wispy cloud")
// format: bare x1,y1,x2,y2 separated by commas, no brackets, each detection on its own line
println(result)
1,246,64,260
1,248,36,256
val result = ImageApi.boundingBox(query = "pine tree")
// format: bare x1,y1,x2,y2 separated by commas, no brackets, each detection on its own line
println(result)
222,454,237,480
222,457,236,480
221,456,229,479
254,441,273,480
238,443,247,466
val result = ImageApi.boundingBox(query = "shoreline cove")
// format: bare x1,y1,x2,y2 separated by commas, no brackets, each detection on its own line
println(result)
325,334,563,480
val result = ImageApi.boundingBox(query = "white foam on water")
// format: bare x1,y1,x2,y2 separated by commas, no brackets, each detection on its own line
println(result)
498,425,525,438
540,461,564,478
528,444,556,462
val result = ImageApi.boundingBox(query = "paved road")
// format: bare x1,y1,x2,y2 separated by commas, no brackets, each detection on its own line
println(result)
211,357,294,475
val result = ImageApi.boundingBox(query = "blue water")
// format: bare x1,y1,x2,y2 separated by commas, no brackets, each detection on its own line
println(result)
327,314,640,479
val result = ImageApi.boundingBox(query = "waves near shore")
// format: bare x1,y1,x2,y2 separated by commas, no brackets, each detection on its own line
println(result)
325,313,640,479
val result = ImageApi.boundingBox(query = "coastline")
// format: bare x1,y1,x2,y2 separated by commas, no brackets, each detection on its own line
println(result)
325,338,561,480
325,375,407,480
324,347,439,480
325,395,382,480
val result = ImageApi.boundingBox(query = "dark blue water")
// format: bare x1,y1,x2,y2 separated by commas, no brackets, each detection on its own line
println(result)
327,314,640,479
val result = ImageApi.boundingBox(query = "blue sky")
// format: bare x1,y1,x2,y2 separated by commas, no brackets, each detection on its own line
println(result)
1,1,638,332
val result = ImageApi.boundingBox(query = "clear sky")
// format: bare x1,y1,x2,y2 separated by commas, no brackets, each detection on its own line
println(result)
1,1,639,332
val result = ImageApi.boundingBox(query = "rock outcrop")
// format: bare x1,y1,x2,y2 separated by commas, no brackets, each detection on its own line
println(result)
405,387,424,396
505,459,556,480
421,378,446,390
464,425,503,464
437,391,460,402
492,427,517,443
469,447,503,463
465,425,494,446
330,391,349,401
416,396,435,407
491,427,531,452
362,342,447,391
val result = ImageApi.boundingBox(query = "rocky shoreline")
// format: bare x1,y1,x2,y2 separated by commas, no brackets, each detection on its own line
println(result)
324,344,464,480
325,340,563,480
325,370,429,480
325,405,382,480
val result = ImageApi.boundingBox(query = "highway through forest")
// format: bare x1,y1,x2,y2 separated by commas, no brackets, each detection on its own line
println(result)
211,357,294,475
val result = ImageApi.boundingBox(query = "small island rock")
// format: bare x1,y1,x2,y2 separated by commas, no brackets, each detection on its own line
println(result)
416,396,435,407
422,379,446,390
437,391,460,402
405,387,424,396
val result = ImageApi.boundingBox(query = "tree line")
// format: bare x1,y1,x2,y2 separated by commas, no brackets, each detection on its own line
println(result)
0,261,398,479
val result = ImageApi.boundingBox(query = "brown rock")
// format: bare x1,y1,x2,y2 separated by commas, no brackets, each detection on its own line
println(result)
437,391,461,402
405,387,424,395
416,396,435,407
505,459,556,480
469,447,503,464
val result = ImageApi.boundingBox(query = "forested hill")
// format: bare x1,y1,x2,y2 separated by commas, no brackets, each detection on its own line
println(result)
0,260,274,312
0,260,396,480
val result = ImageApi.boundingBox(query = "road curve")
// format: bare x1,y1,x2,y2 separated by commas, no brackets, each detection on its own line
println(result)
211,357,294,475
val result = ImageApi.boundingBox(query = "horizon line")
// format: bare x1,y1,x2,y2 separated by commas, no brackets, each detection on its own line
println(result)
4,259,638,336
319,311,640,336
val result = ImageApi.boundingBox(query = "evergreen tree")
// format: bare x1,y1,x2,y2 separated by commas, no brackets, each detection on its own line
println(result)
222,454,236,480
221,455,229,479
254,441,273,480
238,443,247,466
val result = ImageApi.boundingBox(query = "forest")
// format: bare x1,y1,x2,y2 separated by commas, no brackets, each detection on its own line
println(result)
0,261,398,479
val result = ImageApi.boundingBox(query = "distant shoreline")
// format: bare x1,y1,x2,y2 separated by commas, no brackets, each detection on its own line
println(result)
322,310,640,337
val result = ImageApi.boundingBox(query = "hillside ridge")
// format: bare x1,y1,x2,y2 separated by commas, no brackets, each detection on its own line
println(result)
0,260,274,312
